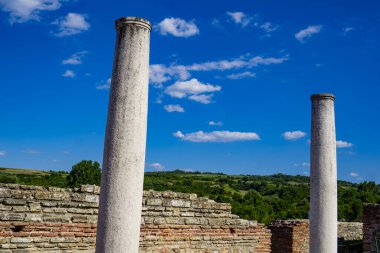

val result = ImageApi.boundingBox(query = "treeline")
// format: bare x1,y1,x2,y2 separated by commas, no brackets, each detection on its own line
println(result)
143,171,380,224
1,163,379,224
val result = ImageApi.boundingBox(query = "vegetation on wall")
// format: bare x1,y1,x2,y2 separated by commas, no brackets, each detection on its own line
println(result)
0,163,379,224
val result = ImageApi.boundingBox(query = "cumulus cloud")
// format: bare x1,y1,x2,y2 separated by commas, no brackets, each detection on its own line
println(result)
165,78,221,101
0,150,6,156
209,121,223,126
0,0,61,24
150,54,288,85
164,104,184,113
173,130,260,143
149,64,190,86
54,13,90,37
227,11,252,27
155,17,199,37
188,94,214,104
227,71,256,79
283,131,307,140
336,140,353,148
96,78,111,90
350,172,359,177
147,163,165,171
62,51,87,65
295,25,322,42
62,69,75,78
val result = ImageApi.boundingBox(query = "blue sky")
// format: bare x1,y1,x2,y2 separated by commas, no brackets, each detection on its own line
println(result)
0,0,379,183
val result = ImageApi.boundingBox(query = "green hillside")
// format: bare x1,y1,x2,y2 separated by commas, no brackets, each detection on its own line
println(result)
1,166,379,224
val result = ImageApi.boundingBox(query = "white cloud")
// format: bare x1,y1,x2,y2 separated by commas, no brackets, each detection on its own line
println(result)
23,149,40,155
62,51,87,65
227,11,252,27
54,13,90,37
96,78,111,90
165,78,221,99
149,64,190,86
336,140,353,148
211,18,223,29
173,130,260,143
283,131,307,140
294,162,310,167
227,71,256,79
188,94,214,104
150,54,288,85
350,172,359,177
62,69,75,78
295,25,322,42
155,17,199,37
343,27,354,35
164,104,184,113
259,22,279,33
0,150,6,156
209,121,223,126
147,163,165,171
0,0,61,24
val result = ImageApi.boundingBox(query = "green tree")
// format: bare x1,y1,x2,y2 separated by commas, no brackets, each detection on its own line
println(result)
66,160,101,187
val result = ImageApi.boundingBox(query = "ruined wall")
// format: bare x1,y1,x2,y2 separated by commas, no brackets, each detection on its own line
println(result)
268,220,309,253
0,184,271,253
268,220,363,253
363,204,380,253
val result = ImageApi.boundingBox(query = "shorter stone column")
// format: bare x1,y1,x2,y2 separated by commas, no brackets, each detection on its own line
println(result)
309,93,338,253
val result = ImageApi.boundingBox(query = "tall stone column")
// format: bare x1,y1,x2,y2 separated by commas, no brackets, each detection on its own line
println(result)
96,17,151,253
310,93,337,253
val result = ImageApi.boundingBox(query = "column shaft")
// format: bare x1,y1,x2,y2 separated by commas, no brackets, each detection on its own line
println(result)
96,17,151,253
310,93,337,253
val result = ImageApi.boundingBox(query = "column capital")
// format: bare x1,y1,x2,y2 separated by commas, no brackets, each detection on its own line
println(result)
311,93,335,101
115,17,152,31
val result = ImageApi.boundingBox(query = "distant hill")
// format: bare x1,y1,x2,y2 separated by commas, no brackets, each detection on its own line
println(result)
1,167,379,224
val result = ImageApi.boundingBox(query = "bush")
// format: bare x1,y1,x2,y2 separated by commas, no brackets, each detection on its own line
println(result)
66,160,101,187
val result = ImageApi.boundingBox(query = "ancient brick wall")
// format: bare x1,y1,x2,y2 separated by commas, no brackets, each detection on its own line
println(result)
363,204,380,253
268,220,309,253
0,184,271,253
268,220,363,253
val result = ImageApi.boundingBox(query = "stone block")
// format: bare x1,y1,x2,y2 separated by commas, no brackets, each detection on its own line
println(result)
51,192,70,201
28,202,42,212
146,198,162,206
25,213,43,222
80,185,95,193
12,206,30,212
3,199,27,205
0,188,11,198
40,201,57,207
84,194,99,203
10,237,31,243
10,190,33,199
0,204,12,211
34,191,51,200
0,213,25,221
